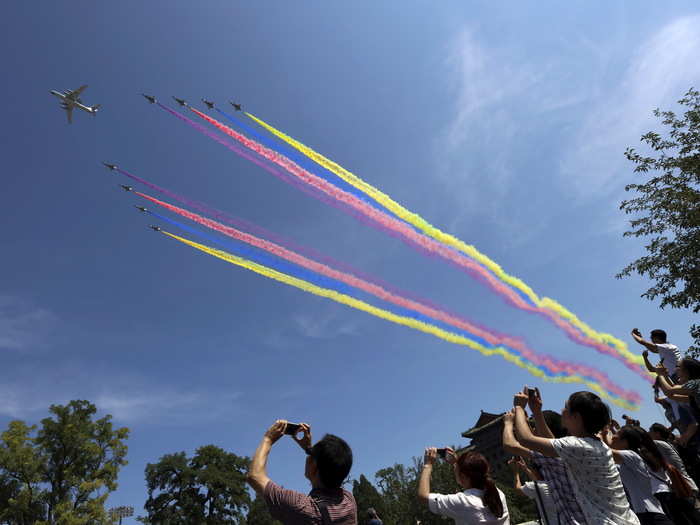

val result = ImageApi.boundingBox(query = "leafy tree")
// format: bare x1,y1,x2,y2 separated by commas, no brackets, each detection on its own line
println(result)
142,445,250,524
620,87,700,354
0,400,129,525
352,474,387,524
243,495,281,525
0,422,44,525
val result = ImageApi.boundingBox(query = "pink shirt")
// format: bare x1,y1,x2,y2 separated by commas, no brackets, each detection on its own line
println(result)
264,480,358,524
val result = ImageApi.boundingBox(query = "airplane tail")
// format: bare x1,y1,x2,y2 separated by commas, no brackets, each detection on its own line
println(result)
91,104,101,114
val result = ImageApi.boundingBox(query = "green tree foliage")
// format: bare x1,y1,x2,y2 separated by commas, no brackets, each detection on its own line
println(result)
620,88,700,354
141,445,250,524
352,474,387,523
0,400,129,525
243,495,281,525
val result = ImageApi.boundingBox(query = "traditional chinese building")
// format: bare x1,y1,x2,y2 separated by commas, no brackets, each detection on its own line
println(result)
461,410,509,482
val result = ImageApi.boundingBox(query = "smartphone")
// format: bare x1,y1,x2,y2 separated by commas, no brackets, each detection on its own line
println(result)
436,448,448,459
526,387,536,399
284,423,302,436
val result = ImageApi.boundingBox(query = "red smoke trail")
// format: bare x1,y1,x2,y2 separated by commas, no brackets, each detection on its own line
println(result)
137,190,641,403
184,107,650,382
117,167,446,315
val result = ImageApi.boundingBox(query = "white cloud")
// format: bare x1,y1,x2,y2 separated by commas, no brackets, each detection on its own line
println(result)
94,390,243,424
0,367,243,425
0,295,57,351
560,15,700,197
292,309,360,340
442,29,541,152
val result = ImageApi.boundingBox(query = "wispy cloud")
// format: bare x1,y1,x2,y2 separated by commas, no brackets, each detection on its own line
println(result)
0,366,243,425
0,295,57,351
94,389,243,424
441,29,540,153
434,28,549,241
292,309,360,340
560,15,700,197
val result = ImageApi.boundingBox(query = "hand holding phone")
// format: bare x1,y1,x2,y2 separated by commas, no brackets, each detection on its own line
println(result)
284,423,302,436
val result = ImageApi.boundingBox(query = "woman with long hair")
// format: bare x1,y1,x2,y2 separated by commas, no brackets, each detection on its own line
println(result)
609,425,698,524
418,448,509,524
649,423,698,495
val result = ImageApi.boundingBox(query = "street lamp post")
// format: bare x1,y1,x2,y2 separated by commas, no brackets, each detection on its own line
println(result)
108,506,134,524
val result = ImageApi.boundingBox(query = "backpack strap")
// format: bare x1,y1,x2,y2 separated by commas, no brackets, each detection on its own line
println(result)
316,499,333,525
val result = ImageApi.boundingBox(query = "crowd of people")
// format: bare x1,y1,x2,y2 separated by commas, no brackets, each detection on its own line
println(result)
244,327,700,524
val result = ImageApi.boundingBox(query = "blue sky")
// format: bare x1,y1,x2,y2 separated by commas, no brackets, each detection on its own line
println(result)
1,0,699,513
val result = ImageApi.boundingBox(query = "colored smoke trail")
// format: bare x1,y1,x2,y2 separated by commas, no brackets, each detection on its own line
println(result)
117,167,441,310
244,111,640,365
138,190,641,404
214,107,398,220
156,229,640,410
178,106,649,381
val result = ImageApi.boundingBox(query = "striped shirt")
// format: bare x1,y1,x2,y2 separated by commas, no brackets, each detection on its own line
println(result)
264,480,357,524
532,452,586,524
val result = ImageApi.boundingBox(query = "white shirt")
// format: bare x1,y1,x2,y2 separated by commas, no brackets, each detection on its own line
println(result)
521,481,558,525
616,450,668,515
654,343,681,376
429,488,510,524
655,440,698,493
552,437,640,525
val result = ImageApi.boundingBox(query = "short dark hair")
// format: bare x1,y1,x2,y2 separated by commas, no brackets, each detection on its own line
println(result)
680,358,700,380
651,329,667,343
543,410,567,438
309,434,353,489
650,423,672,440
567,391,611,434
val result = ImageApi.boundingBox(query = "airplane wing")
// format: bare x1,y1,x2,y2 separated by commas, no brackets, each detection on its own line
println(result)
66,85,88,101
65,106,73,124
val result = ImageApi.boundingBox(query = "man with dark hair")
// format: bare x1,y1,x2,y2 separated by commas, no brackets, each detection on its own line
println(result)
632,327,681,379
247,420,357,524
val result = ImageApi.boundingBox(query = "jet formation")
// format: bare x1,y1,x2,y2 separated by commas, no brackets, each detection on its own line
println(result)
50,85,101,124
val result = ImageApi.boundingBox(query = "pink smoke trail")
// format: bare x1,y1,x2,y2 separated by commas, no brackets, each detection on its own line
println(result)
180,107,650,382
137,189,641,403
134,114,454,316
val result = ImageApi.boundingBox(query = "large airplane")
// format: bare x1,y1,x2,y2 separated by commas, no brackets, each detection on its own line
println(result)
50,85,100,124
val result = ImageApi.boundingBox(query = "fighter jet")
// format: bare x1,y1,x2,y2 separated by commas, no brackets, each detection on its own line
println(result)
172,96,188,107
120,184,133,192
134,205,148,213
50,85,101,124
149,225,162,232
229,101,243,111
102,162,117,171
142,94,157,104
202,98,215,110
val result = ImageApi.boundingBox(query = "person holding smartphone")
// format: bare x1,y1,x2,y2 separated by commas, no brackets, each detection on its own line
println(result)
247,420,357,524
417,446,510,524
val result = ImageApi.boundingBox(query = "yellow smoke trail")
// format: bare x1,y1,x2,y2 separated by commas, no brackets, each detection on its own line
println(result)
244,112,641,366
161,230,639,410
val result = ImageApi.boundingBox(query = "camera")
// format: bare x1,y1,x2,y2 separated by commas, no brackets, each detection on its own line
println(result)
284,423,302,436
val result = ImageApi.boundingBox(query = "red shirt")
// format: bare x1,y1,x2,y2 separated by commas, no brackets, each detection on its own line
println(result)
264,480,357,524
